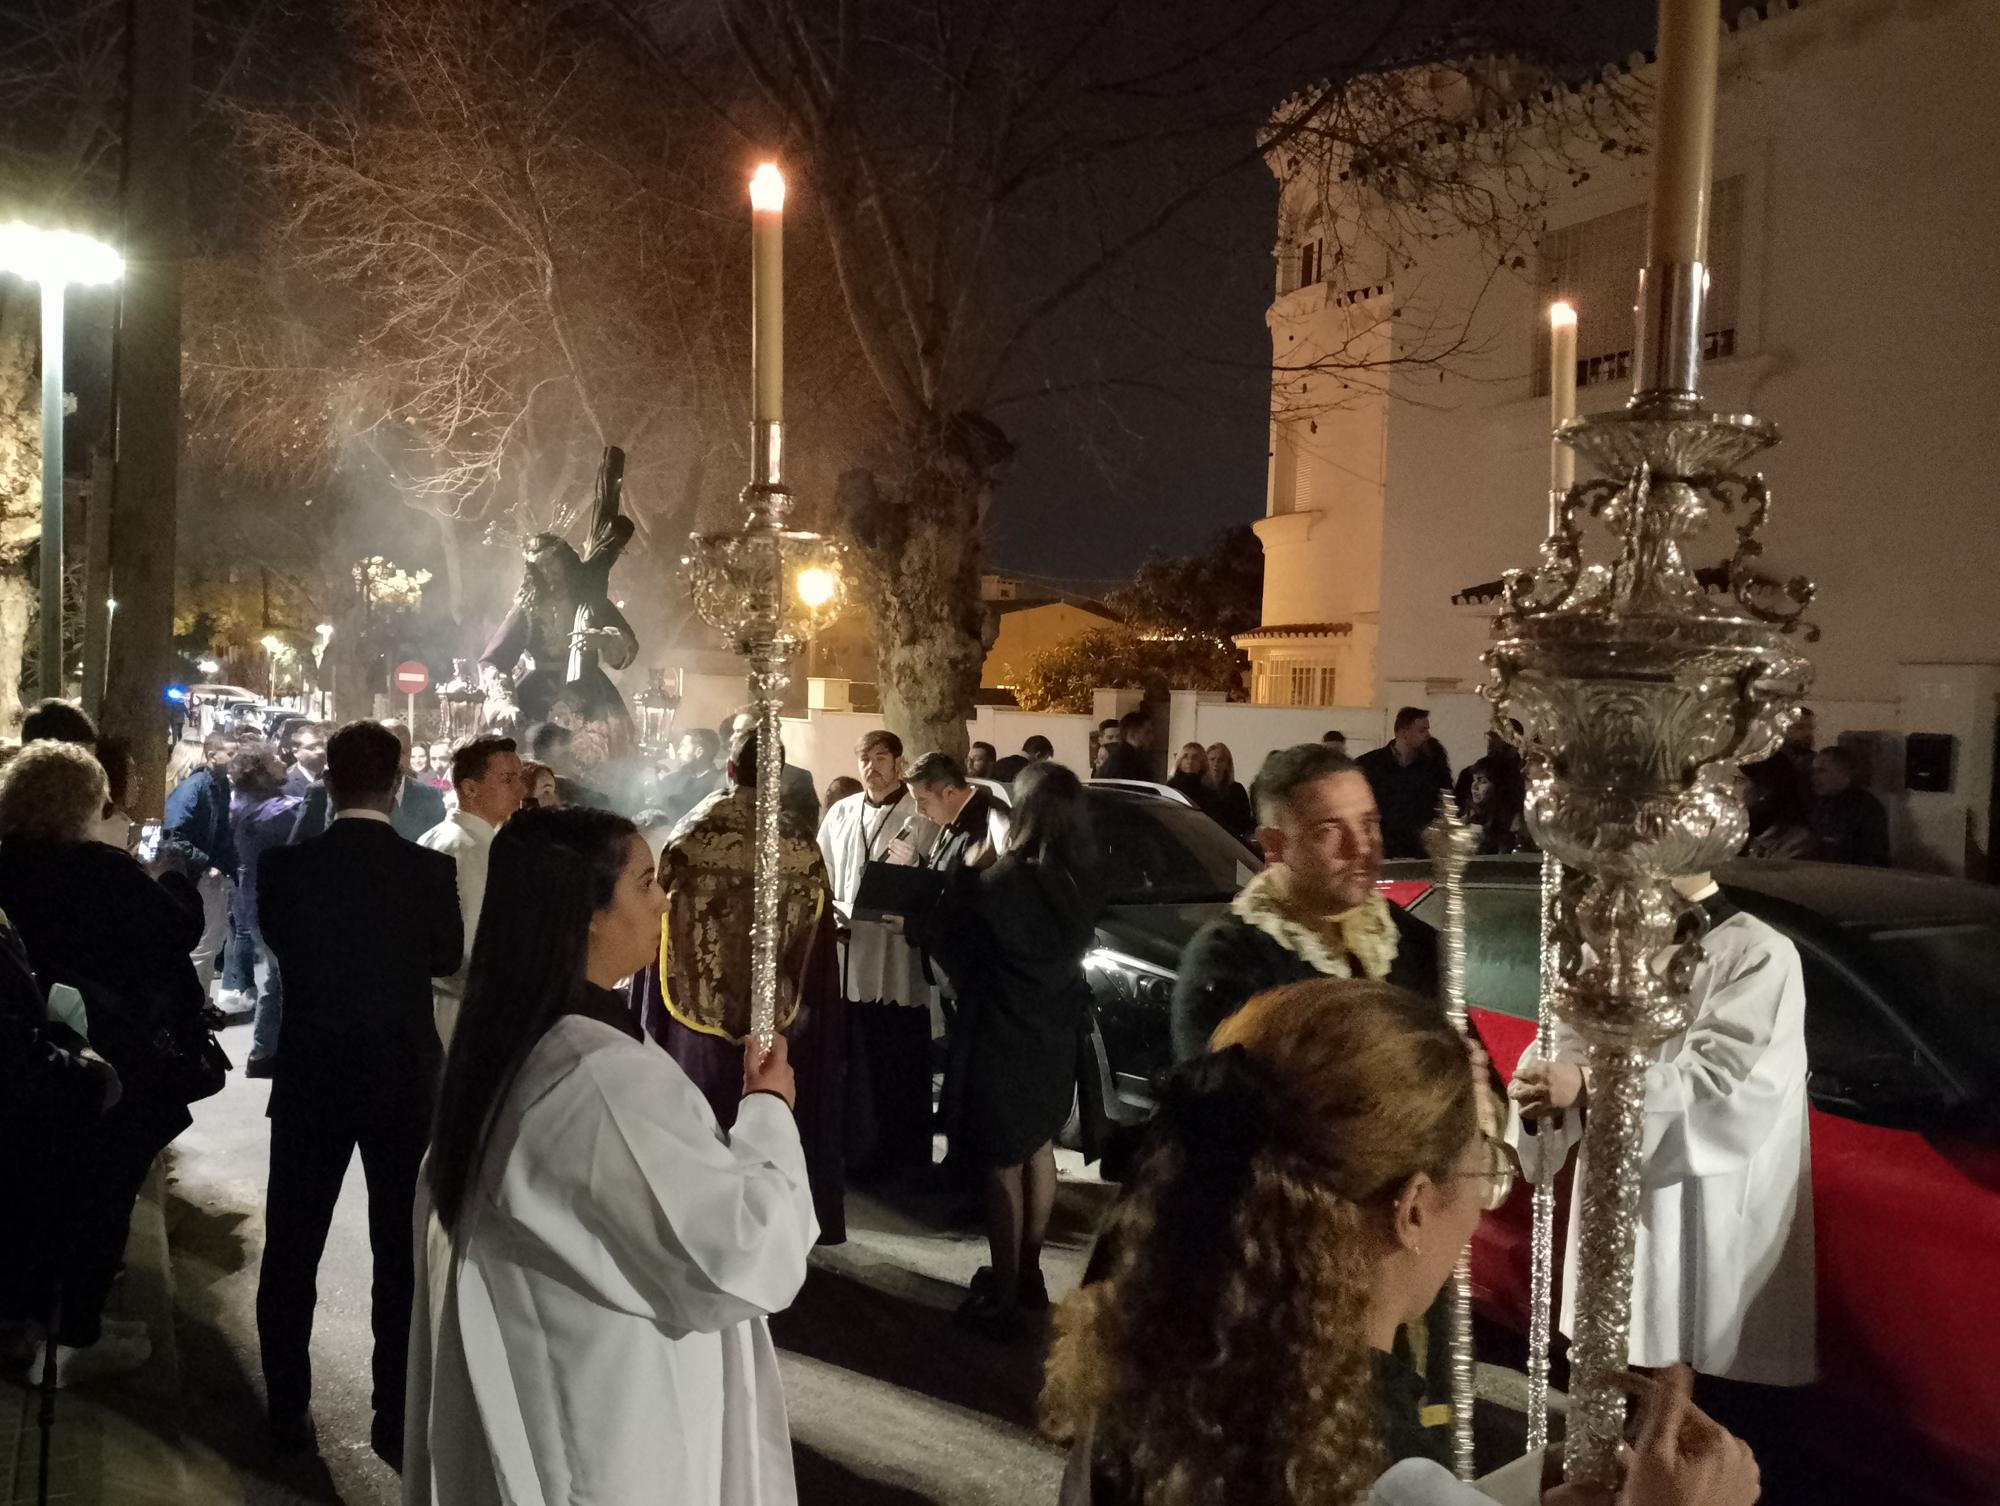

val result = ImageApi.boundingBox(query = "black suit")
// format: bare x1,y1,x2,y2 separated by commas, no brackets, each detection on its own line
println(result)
254,814,461,1442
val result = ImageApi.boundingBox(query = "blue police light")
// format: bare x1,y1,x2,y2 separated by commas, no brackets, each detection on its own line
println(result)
165,685,188,703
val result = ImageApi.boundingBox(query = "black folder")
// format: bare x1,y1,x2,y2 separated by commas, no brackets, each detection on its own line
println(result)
852,859,944,924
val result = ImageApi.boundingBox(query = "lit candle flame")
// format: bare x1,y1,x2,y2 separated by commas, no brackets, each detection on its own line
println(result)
1549,300,1577,330
749,163,786,213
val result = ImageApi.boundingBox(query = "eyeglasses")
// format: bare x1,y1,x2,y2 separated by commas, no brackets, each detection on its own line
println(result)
1454,1135,1516,1213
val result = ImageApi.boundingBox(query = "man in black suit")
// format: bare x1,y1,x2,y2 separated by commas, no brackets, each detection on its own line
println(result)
902,751,1005,876
255,720,461,1469
383,720,448,840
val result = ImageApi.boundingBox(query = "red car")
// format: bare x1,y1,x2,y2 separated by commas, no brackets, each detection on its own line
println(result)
1384,856,2000,1505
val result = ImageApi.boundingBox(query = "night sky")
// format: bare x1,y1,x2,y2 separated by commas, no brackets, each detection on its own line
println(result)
985,0,1662,588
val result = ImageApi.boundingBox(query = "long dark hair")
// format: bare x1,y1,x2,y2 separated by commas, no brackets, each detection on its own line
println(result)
1007,761,1096,874
428,804,637,1234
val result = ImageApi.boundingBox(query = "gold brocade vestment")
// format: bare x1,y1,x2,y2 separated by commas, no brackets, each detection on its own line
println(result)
661,788,827,1041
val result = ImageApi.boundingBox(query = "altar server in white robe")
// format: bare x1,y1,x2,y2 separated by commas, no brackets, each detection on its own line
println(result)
1510,874,1816,1391
817,728,941,1175
406,804,817,1506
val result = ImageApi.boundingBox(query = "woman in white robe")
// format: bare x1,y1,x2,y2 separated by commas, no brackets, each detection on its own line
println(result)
1510,879,1817,1385
405,805,817,1506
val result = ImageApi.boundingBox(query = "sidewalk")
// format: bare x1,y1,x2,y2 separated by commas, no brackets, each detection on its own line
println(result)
0,1161,240,1506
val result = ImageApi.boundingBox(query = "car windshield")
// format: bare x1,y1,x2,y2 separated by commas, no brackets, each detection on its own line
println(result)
1856,922,2000,1081
1090,795,1260,905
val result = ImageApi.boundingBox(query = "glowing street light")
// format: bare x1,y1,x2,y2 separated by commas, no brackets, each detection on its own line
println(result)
0,221,123,698
794,566,837,609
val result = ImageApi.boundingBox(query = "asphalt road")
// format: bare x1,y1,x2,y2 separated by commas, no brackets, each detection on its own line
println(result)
163,1016,1532,1505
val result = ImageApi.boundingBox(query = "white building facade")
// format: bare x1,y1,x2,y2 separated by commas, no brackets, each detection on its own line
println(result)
1242,0,2000,871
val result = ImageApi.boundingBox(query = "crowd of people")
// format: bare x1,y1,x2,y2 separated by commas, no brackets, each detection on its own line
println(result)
0,689,1816,1506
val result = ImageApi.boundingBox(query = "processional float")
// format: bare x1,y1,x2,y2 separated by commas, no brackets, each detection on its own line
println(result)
1438,0,1819,1487
684,162,848,1052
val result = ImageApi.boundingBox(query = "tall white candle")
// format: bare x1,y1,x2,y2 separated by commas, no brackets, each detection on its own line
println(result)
1645,0,1719,269
749,162,785,424
1550,301,1578,502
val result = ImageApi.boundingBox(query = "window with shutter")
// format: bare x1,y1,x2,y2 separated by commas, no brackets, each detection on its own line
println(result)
1534,177,1743,394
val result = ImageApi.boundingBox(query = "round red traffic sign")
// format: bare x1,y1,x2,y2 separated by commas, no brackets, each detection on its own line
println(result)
393,660,430,695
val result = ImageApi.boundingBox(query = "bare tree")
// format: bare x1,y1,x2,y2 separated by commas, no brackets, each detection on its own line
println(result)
616,0,1636,758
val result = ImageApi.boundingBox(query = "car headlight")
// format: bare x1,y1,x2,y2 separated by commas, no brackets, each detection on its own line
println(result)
1083,946,1176,1010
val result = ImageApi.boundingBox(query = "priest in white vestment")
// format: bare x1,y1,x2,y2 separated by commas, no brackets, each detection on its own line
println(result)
1510,875,1817,1387
817,729,940,1175
405,807,818,1506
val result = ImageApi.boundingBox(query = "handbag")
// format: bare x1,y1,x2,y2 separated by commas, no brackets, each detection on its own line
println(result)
148,1020,232,1104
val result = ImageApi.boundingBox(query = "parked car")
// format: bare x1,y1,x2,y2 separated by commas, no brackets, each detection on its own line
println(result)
1071,835,2000,1502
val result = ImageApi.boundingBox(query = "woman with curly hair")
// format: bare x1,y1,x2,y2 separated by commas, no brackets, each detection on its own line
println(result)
1042,977,1758,1506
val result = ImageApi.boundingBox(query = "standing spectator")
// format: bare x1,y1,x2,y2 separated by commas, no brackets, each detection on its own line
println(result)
0,742,207,1385
529,721,611,811
165,731,240,997
384,720,448,840
821,774,863,819
1201,743,1255,840
282,723,327,799
519,760,559,810
419,736,525,1046
1454,729,1527,855
409,742,433,782
1089,721,1116,773
1166,743,1211,811
405,807,813,1506
966,741,998,779
0,905,121,1370
425,740,453,792
255,721,462,1467
818,731,940,1180
642,726,846,1242
992,734,1054,785
658,727,724,826
21,698,97,746
723,706,818,833
920,764,1100,1335
1743,708,1815,848
228,746,304,1078
1095,711,1156,782
1808,746,1890,867
1172,744,1437,1063
1321,728,1348,753
1356,708,1453,860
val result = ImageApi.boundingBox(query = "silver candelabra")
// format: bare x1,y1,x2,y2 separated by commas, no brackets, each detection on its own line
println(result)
684,422,847,1048
1486,256,1815,1486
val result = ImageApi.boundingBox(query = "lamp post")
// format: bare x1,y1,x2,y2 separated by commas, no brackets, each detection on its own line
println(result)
0,222,123,699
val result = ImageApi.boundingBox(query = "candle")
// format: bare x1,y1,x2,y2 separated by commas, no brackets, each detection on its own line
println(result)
1549,301,1578,504
1644,0,1719,269
749,162,785,425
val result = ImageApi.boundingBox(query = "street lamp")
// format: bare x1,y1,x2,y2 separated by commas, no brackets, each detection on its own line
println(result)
0,221,123,699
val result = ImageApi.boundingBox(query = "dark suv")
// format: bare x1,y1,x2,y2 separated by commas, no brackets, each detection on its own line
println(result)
1070,784,1261,1152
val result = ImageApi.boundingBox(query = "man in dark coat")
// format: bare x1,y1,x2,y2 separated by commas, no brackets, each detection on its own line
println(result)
1808,745,1890,866
1356,707,1453,860
904,751,1006,876
1094,710,1157,782
165,730,241,994
255,720,462,1469
1172,742,1437,1062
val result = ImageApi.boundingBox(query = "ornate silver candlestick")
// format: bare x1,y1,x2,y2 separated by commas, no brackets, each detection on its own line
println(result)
1525,849,1564,1453
1424,808,1480,1482
1486,252,1815,1485
685,423,846,1048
